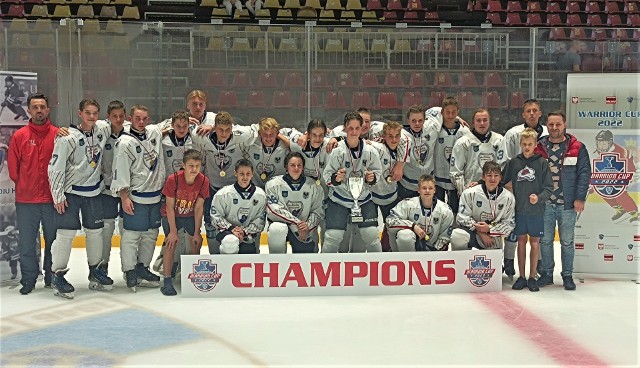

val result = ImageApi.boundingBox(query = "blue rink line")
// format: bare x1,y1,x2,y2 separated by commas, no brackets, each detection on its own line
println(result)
1,308,203,358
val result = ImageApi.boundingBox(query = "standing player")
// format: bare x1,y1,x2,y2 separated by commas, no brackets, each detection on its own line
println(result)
100,100,128,280
266,152,324,253
386,175,454,252
48,99,111,298
502,128,553,291
592,130,638,223
8,93,58,294
111,105,166,292
185,90,217,126
159,149,209,296
242,117,290,188
2,76,28,121
322,112,383,253
451,161,516,252
210,159,267,254
190,112,258,254
433,97,470,216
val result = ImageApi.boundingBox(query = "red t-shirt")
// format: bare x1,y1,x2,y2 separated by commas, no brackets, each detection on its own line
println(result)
161,171,210,217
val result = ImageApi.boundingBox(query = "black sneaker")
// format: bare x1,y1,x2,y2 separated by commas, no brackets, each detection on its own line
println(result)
512,277,527,290
537,273,554,287
161,278,177,296
19,283,35,295
562,275,576,290
527,278,539,292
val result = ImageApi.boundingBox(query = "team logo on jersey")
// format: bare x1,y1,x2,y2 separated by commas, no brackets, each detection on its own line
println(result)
151,139,157,145
166,150,173,157
233,199,238,204
476,201,482,207
464,255,496,288
478,153,495,167
383,159,388,165
275,157,281,163
136,146,142,153
438,138,444,143
188,260,222,292
498,204,504,210
253,199,259,206
320,161,325,167
79,138,85,146
444,147,453,163
414,214,420,221
473,145,479,152
303,192,309,199
591,152,633,199
345,162,350,168
105,143,112,150
414,145,428,164
282,191,288,198
238,208,249,223
433,218,439,224
268,195,278,204
97,134,103,141
287,201,303,217
253,153,260,160
599,234,604,240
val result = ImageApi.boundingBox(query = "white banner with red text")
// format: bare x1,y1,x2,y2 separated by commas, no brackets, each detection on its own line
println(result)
180,250,502,298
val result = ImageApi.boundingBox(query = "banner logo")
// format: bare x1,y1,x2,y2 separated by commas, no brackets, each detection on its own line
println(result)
597,243,605,250
187,260,222,292
575,243,585,250
464,255,495,288
571,97,579,104
604,254,614,261
591,153,633,199
628,255,634,261
605,96,617,104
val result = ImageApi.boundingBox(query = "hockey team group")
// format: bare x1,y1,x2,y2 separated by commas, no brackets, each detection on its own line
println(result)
7,89,594,298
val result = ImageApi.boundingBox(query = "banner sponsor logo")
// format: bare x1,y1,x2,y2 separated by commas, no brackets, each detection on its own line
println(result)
605,96,617,104
464,255,496,288
571,97,579,104
597,243,605,250
575,243,585,250
187,260,222,292
591,153,633,199
604,254,614,261
627,255,634,261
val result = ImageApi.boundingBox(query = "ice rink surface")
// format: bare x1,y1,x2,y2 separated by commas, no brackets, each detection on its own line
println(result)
1,245,638,368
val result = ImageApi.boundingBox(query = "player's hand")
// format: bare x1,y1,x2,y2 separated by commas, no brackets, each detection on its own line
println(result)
165,231,179,250
232,226,244,241
391,164,403,181
54,200,67,214
479,232,495,248
297,222,309,241
529,193,538,204
466,181,479,188
296,133,308,147
121,196,135,215
457,117,469,128
191,233,203,254
335,168,346,183
475,222,490,233
188,116,200,126
196,124,213,136
413,224,426,239
574,200,585,213
326,138,338,153
364,170,375,184
56,127,70,137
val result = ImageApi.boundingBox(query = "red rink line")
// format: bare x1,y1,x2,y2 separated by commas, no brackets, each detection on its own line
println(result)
474,293,610,368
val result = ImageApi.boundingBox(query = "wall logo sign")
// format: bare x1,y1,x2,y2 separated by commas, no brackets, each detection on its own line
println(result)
187,260,222,292
591,152,633,199
464,255,495,288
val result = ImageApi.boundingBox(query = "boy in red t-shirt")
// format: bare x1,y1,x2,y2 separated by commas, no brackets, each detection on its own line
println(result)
160,149,210,296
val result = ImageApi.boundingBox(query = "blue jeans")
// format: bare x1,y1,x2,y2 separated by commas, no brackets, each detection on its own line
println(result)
15,203,57,285
540,203,577,277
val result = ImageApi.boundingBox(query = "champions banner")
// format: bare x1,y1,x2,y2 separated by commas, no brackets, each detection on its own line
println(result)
567,73,640,279
180,250,502,298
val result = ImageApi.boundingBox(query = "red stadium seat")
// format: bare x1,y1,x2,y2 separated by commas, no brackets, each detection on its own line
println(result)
433,72,452,87
486,0,504,12
526,13,545,25
325,91,347,109
566,2,582,13
382,11,398,21
625,2,638,13
217,90,240,108
546,13,562,26
506,1,523,12
546,2,562,12
283,72,304,88
312,71,332,88
7,4,25,17
505,13,524,26
628,14,640,26
248,90,268,108
622,56,639,72
484,72,505,87
297,92,322,108
458,72,479,87
527,1,542,11
337,72,355,88
351,91,373,109
429,91,447,107
257,72,280,88
232,72,253,88
377,92,400,109
549,27,568,39
486,12,505,24
386,0,402,9
567,14,586,27
402,91,423,108
585,1,602,13
408,72,427,87
272,91,294,108
605,1,621,12
403,11,420,21
406,0,422,10
360,72,380,88
207,71,227,88
607,14,622,26
510,92,525,109
591,28,607,40
586,14,604,26
611,29,630,40
457,92,474,108
384,72,405,87
366,0,383,10
424,11,439,21
482,91,504,108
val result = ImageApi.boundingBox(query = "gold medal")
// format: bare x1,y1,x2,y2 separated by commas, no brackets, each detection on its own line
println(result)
220,170,226,177
90,161,96,168
316,179,321,186
149,159,156,168
425,234,430,241
386,176,393,183
260,173,267,181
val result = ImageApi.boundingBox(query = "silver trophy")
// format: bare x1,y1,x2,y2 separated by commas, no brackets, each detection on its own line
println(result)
348,176,365,223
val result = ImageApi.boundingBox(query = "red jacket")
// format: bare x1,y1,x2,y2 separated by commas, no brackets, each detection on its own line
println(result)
8,119,59,204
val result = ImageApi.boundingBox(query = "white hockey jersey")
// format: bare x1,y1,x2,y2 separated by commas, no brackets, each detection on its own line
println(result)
48,120,111,203
290,138,331,193
210,183,267,242
191,124,258,190
101,121,129,195
450,131,504,194
370,140,410,206
456,184,516,237
497,123,548,165
241,139,289,188
322,139,382,208
329,121,383,140
400,108,443,191
386,197,454,250
265,175,324,235
111,124,166,204
434,122,470,191
162,130,195,177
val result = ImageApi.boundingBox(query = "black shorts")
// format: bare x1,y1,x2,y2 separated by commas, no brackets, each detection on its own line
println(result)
100,193,121,219
325,200,378,230
161,216,196,236
56,193,104,230
122,202,161,232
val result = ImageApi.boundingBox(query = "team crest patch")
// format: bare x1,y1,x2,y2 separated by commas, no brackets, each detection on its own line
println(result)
233,199,238,204
188,260,222,292
229,148,235,153
320,161,325,167
464,255,496,287
166,150,173,157
473,145,479,152
282,191,288,198
425,134,431,141
253,199,259,206
254,153,260,160
275,157,281,163
414,214,419,221
136,146,142,153
303,192,309,199
383,159,388,165
79,139,85,146
434,218,439,224
438,138,444,143
345,162,350,168
498,204,504,210
105,143,112,150
97,134,103,141
476,201,482,207
591,152,633,199
151,139,156,145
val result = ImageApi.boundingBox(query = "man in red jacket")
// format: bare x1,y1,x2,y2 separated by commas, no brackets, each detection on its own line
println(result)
8,93,59,295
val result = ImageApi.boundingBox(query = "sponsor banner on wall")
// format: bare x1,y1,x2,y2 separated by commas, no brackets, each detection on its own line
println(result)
181,250,502,298
0,71,37,283
571,129,639,278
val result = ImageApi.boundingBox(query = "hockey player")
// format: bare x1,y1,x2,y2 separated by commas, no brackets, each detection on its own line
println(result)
210,159,267,254
398,105,444,200
100,100,128,280
592,130,639,223
450,108,504,195
111,105,166,292
190,111,258,254
2,76,28,121
185,90,216,127
160,149,209,296
386,175,454,252
8,93,58,294
241,117,290,188
433,97,470,216
502,128,553,291
48,99,112,298
451,161,516,251
0,225,19,280
266,152,324,253
321,112,383,253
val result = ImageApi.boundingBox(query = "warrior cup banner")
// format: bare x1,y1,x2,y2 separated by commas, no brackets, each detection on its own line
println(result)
0,70,38,283
181,250,502,298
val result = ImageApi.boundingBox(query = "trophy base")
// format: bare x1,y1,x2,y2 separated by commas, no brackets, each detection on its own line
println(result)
350,210,364,223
